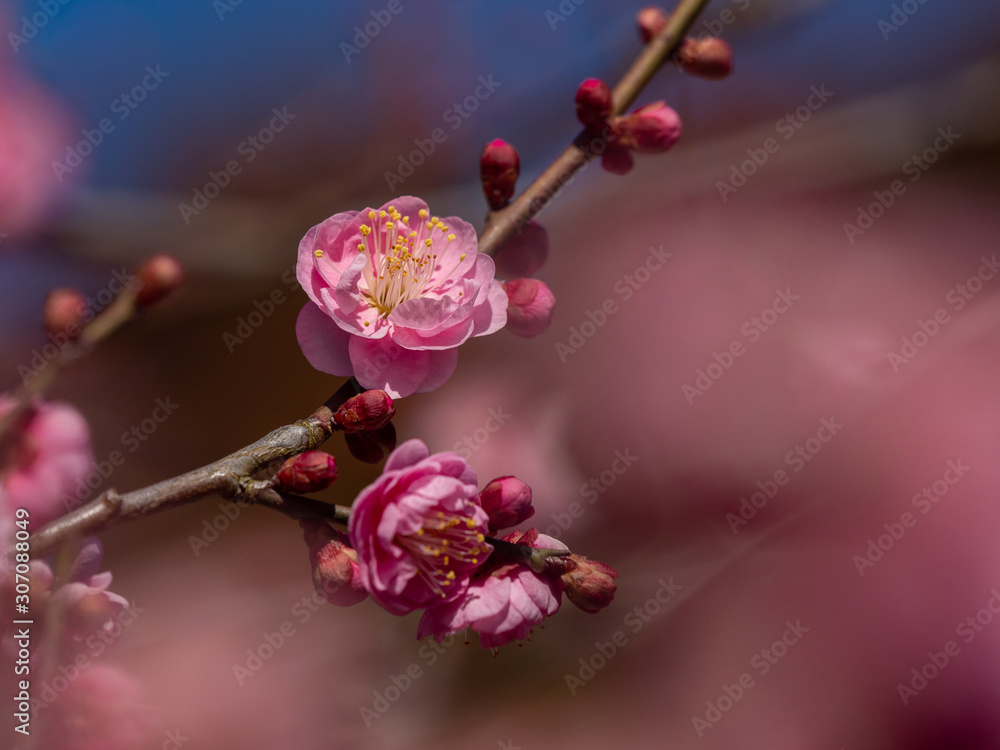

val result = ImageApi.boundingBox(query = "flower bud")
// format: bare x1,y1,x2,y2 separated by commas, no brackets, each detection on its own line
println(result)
502,279,555,338
480,139,520,210
42,288,86,340
600,143,635,175
622,101,682,154
344,421,396,464
637,6,669,43
480,476,534,533
556,555,618,613
135,254,184,307
275,451,338,493
334,390,395,433
300,520,368,606
493,219,549,278
677,37,733,80
575,78,613,132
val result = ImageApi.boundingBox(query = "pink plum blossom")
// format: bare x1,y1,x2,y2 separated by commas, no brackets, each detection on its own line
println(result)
295,196,508,398
0,396,94,526
417,528,566,648
347,438,492,615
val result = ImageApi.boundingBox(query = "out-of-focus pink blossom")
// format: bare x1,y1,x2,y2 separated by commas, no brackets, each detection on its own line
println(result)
502,278,556,338
301,519,368,607
0,69,69,236
0,396,94,526
40,664,153,750
295,196,507,398
348,438,491,615
50,538,130,649
417,528,565,648
637,6,669,42
677,36,733,80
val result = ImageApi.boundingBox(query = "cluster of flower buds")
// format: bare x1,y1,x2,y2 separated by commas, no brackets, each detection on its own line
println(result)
575,78,683,175
637,6,733,79
300,439,618,649
479,141,557,339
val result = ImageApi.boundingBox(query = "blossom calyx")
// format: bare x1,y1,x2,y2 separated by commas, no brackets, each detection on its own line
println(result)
554,554,619,613
575,78,613,132
677,37,733,80
480,139,520,210
301,520,368,606
275,451,338,493
480,476,535,533
135,254,184,307
502,279,555,338
334,390,395,433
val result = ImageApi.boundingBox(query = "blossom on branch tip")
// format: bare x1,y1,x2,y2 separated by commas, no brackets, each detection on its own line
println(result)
275,451,338,493
295,197,507,398
417,528,565,648
480,139,520,210
502,279,555,338
347,438,492,615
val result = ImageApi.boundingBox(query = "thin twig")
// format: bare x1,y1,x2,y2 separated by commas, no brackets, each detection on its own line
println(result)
477,0,712,257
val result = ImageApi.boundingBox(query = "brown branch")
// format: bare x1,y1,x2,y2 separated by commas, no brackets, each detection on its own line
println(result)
477,0,712,258
27,378,362,557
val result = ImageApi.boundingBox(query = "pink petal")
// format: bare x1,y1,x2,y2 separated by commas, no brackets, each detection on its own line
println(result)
384,438,431,472
295,302,354,376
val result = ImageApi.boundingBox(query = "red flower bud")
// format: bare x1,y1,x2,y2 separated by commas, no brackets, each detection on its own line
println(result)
480,138,520,210
135,254,184,307
622,101,682,154
677,37,733,80
275,451,338,493
502,279,555,338
556,555,618,613
600,143,635,175
575,78,613,132
480,476,534,533
300,519,368,606
42,288,86,340
334,390,395,433
637,6,669,43
344,421,396,464
493,219,549,278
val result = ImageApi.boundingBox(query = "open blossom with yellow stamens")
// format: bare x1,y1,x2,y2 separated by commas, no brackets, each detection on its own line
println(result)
296,196,507,398
347,439,493,616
